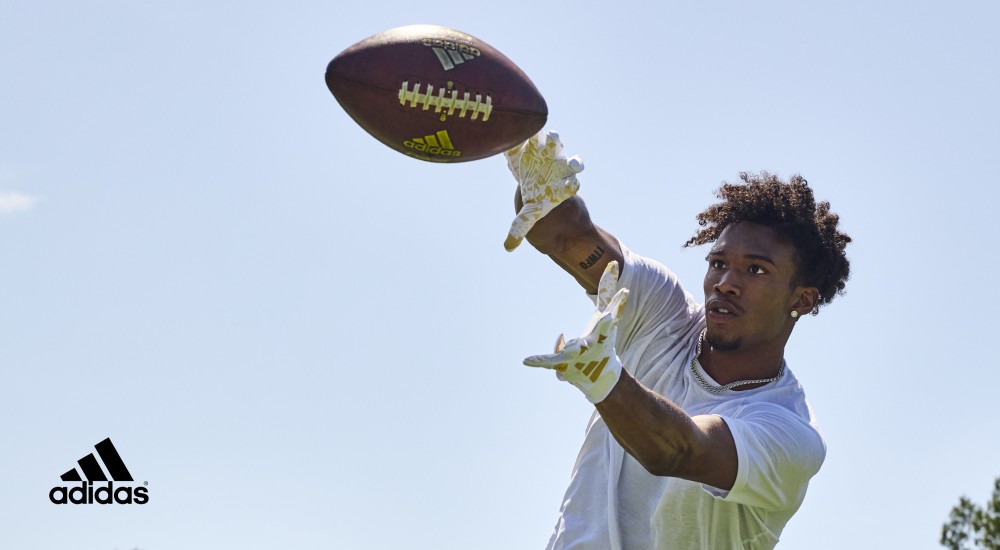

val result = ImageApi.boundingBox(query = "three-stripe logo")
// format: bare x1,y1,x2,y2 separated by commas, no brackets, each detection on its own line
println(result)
59,437,133,482
419,38,481,71
49,437,148,505
555,356,610,383
430,46,477,71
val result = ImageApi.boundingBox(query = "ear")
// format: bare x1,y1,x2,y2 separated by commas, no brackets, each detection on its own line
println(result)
791,286,820,317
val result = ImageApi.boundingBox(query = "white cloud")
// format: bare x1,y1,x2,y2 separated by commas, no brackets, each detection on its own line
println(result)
0,191,41,214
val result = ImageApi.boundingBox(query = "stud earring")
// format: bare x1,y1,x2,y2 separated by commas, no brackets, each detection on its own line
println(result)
790,311,799,318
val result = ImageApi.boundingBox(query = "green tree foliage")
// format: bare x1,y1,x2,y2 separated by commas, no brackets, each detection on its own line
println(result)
942,477,1000,549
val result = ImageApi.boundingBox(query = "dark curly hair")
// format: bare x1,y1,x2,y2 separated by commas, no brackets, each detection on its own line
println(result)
683,171,851,313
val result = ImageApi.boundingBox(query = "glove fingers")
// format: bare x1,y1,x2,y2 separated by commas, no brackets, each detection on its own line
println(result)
503,234,524,253
524,130,547,160
554,174,581,200
523,352,574,370
544,131,565,159
505,129,546,171
505,152,521,178
580,310,614,339
540,160,582,187
566,155,584,174
554,333,566,353
605,288,630,321
597,261,620,309
592,314,617,342
522,354,560,369
504,140,525,159
524,337,583,368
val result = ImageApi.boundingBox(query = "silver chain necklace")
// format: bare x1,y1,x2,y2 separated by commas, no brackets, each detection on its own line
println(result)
690,328,785,393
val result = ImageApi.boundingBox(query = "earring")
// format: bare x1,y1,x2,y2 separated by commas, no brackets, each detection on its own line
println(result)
790,311,799,318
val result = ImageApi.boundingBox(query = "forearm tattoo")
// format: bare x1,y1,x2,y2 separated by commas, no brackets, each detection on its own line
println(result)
578,245,606,269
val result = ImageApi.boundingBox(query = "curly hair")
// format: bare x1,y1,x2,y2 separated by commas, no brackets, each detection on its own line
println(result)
683,171,851,313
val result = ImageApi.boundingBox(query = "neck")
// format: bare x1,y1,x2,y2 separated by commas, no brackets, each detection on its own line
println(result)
698,331,787,389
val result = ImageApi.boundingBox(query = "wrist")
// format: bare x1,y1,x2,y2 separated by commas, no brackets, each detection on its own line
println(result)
525,197,591,254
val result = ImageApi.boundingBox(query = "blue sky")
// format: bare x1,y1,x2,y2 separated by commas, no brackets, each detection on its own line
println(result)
2,1,998,549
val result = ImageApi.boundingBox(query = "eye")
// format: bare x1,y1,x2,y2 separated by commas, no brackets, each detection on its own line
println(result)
748,264,768,275
709,259,726,269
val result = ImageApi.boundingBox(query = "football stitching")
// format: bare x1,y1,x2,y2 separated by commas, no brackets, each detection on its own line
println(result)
398,81,493,122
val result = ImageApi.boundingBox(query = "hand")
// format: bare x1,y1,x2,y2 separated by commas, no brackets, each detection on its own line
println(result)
503,130,584,251
523,261,629,403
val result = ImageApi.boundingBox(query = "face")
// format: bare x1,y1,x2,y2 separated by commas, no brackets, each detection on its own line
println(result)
702,222,814,352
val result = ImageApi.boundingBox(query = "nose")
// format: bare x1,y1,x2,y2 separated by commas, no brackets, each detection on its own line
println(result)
713,271,741,297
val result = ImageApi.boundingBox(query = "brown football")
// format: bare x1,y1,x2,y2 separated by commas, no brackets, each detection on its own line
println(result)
325,24,547,163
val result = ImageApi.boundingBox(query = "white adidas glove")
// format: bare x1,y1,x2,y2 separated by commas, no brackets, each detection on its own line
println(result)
503,130,584,251
523,261,629,404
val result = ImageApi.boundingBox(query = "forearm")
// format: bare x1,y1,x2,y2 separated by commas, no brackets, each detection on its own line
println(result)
595,371,700,476
596,371,737,488
515,190,622,293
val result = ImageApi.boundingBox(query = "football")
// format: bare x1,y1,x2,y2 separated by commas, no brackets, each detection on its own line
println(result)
325,24,548,163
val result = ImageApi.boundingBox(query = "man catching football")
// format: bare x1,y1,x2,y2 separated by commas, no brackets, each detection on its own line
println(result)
504,131,851,549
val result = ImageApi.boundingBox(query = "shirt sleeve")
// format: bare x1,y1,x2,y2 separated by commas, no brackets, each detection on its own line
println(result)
612,243,702,352
705,403,827,512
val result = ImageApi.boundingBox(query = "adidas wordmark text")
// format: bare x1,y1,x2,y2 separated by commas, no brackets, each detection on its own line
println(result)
49,437,148,505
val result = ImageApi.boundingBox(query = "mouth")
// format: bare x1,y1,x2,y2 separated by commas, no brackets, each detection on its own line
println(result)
706,298,742,319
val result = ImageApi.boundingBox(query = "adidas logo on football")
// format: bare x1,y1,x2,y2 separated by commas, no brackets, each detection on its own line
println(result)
403,130,462,158
421,37,480,71
49,437,148,505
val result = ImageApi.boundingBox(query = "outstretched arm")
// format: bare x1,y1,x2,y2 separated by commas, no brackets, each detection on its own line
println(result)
507,133,736,488
523,262,738,491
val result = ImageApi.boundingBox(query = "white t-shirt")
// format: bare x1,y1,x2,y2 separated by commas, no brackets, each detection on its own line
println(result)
546,245,827,550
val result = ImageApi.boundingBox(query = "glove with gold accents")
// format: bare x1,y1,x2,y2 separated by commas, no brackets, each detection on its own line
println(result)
503,130,584,251
523,261,629,404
